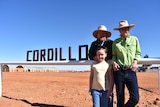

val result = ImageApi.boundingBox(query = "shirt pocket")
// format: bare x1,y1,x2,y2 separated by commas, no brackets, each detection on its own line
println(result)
127,43,136,52
115,43,126,54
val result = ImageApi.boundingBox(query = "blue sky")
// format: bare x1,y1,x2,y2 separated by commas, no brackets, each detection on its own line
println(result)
0,0,160,70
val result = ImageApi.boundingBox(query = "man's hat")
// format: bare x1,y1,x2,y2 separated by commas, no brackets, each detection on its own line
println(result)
114,20,135,30
93,25,111,38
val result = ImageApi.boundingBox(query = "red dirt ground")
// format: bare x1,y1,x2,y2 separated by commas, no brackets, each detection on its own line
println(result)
0,72,160,107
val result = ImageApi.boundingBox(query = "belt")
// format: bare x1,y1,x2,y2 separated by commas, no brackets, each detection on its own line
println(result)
119,65,131,71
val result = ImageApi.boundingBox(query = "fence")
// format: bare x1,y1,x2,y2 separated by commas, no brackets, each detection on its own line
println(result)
0,58,160,97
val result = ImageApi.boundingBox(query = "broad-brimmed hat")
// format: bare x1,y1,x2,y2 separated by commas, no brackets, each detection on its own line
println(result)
93,25,111,38
114,20,135,30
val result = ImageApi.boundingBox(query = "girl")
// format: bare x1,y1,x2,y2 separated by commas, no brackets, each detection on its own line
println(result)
89,46,113,107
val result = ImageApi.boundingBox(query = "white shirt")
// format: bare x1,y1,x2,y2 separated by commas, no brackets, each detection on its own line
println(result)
91,60,109,90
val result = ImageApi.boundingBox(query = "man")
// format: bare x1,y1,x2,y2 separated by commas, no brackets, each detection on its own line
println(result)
89,25,114,107
112,20,141,107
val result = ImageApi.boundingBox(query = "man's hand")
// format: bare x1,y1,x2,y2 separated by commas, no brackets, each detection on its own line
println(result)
112,61,120,71
131,59,138,71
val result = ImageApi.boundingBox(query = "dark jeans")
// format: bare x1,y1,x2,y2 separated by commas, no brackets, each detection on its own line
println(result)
113,69,139,107
108,93,114,107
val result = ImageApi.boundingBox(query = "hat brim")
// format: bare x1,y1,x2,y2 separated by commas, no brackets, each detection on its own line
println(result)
114,24,135,30
93,30,111,38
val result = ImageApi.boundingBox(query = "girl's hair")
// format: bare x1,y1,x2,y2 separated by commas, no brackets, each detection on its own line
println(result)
96,46,108,53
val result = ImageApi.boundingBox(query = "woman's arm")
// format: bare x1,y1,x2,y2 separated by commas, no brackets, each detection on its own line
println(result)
107,66,114,97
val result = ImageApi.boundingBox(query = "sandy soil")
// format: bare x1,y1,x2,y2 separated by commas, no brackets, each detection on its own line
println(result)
0,71,160,107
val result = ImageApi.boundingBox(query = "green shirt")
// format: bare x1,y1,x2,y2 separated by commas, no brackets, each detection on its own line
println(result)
112,35,141,66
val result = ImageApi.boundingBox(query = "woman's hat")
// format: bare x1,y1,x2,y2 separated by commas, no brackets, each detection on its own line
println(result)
93,25,111,38
114,20,135,30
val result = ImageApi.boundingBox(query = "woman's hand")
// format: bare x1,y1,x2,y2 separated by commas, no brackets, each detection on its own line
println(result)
107,90,112,98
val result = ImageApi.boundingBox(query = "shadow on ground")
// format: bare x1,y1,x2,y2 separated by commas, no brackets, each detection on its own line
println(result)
2,95,66,107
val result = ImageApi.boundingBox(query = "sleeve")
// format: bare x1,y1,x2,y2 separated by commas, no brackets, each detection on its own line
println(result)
89,42,96,60
134,37,141,61
105,40,113,60
112,41,117,62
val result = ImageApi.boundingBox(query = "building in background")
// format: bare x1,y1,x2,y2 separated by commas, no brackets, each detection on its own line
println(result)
3,64,9,72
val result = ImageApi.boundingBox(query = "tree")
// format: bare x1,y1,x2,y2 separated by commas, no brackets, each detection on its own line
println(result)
144,54,149,58
143,54,151,68
137,54,151,72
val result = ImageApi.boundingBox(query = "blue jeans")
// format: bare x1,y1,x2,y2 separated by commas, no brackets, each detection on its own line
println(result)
91,89,109,107
113,69,139,107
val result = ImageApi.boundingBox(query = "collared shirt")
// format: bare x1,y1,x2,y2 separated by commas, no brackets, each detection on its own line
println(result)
112,35,141,66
